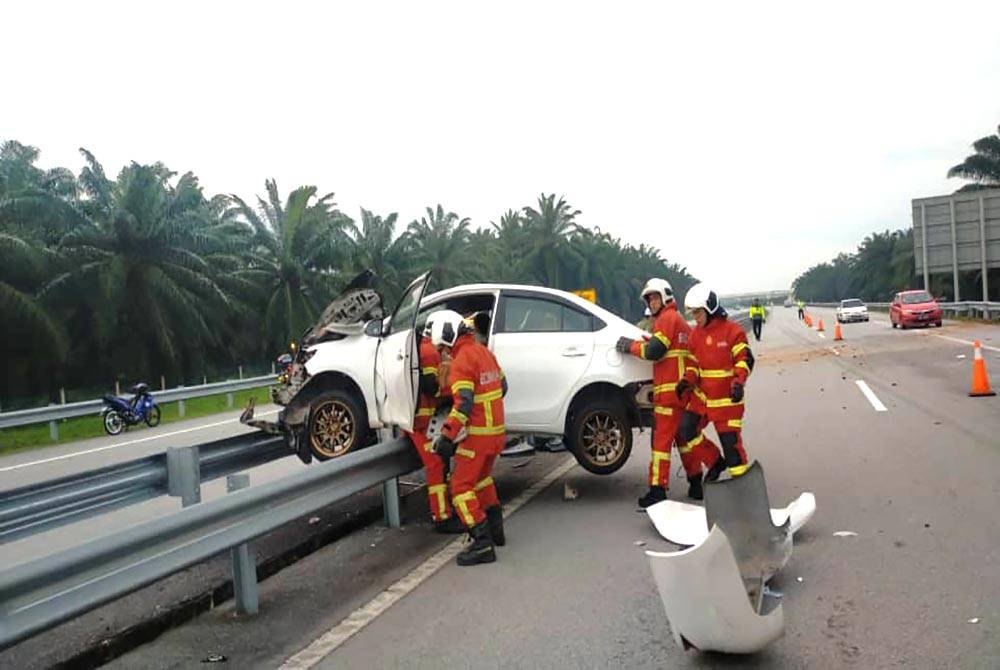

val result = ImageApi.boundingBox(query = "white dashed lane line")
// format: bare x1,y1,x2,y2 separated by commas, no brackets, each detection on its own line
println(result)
0,409,279,473
855,380,888,412
933,333,1000,353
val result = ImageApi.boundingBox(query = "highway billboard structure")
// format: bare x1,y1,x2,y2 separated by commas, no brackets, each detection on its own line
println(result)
912,188,1000,301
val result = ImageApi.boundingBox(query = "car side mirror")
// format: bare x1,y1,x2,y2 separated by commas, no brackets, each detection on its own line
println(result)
364,319,384,337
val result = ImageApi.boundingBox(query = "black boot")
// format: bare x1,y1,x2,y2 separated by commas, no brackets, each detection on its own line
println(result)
485,505,506,546
434,516,466,534
638,485,667,508
687,475,704,501
704,457,726,483
456,521,496,566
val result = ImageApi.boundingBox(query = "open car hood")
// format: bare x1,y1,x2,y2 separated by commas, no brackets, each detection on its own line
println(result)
303,269,384,345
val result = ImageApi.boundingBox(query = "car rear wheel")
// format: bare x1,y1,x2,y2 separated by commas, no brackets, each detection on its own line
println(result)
565,396,633,475
307,389,370,461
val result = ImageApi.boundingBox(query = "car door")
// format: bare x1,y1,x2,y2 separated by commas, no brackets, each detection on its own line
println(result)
374,272,431,431
890,294,901,324
490,291,598,429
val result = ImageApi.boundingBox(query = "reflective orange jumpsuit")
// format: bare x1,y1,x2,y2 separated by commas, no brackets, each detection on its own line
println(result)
440,333,506,528
628,303,719,488
405,336,452,522
682,315,753,476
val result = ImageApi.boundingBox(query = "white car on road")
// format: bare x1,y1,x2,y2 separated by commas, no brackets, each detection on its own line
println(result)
246,271,655,475
836,298,869,323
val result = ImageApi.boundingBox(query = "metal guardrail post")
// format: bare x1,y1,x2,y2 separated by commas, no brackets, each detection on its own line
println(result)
379,428,401,528
166,446,201,507
48,403,58,441
226,392,234,408
177,384,186,419
227,473,259,616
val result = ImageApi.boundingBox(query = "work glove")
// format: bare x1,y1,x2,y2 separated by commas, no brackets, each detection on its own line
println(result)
675,378,692,400
730,381,745,403
433,434,457,460
615,336,633,354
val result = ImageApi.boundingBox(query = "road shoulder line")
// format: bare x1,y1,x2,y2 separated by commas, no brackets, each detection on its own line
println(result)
855,380,888,412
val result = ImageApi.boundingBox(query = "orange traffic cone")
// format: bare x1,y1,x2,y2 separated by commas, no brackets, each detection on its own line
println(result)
969,340,996,397
804,313,813,327
833,323,843,341
817,318,825,332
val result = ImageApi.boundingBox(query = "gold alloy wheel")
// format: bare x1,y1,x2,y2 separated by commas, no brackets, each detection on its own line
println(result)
310,399,356,458
580,412,624,466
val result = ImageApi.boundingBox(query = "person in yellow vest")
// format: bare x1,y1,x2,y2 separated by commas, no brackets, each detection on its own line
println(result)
749,298,766,342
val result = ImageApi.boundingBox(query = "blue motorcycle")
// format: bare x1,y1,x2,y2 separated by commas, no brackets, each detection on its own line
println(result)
101,382,161,435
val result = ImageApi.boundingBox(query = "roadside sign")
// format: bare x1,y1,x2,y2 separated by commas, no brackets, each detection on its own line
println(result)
572,288,597,303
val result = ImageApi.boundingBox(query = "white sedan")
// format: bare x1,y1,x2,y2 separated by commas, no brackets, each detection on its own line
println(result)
836,298,869,323
247,271,655,475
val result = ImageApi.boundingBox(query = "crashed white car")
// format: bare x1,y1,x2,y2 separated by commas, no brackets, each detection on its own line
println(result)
244,271,654,474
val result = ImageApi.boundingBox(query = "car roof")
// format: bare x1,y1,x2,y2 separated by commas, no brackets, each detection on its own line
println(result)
422,282,629,327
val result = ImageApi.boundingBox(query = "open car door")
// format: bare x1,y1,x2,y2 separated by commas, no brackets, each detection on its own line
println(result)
374,272,431,431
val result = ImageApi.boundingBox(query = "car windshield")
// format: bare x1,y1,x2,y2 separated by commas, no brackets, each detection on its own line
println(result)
841,299,864,308
901,291,933,304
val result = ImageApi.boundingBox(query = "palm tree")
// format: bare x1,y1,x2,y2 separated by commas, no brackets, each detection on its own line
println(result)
228,179,350,353
42,156,241,380
948,124,1000,192
521,193,582,288
404,204,472,290
344,208,408,303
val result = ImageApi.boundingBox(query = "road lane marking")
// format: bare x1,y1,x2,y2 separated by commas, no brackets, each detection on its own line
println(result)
933,333,1000,353
279,455,579,669
855,380,888,412
0,410,279,474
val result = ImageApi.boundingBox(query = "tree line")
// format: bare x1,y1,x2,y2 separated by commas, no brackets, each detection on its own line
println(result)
0,141,695,406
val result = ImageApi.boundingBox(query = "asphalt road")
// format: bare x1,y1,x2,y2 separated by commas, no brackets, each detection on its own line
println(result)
103,307,1000,669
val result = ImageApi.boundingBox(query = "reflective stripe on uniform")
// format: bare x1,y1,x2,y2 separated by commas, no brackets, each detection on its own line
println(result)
429,483,448,516
448,408,469,425
735,361,750,373
423,440,435,453
700,368,734,378
650,450,670,485
475,476,494,491
731,342,748,356
468,425,505,436
694,388,743,408
415,408,435,417
456,447,476,459
422,366,438,375
653,383,677,394
654,406,674,415
453,490,477,525
452,380,475,393
728,463,750,477
727,419,742,428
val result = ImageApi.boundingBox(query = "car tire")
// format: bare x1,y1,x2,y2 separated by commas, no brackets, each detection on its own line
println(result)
935,321,942,327
307,389,370,461
565,396,633,475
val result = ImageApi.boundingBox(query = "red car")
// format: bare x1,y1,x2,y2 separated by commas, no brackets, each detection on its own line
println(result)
890,290,942,329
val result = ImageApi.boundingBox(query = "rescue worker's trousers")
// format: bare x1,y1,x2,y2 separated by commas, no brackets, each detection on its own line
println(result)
406,429,452,522
649,407,718,488
751,317,763,341
451,437,503,528
677,409,749,477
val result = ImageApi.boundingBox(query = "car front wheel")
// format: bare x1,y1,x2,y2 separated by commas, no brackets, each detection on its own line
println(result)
307,389,370,461
565,397,633,475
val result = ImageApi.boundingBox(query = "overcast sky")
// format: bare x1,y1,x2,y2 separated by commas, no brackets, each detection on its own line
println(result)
4,1,999,293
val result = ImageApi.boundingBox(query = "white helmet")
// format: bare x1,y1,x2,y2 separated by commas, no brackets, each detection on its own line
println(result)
684,282,720,314
430,309,466,348
422,310,444,337
640,278,674,304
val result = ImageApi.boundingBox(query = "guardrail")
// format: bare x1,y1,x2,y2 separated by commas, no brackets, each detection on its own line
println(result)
0,436,420,650
0,433,288,543
0,375,275,438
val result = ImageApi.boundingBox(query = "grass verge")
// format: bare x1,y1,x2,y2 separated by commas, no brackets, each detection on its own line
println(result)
0,386,272,457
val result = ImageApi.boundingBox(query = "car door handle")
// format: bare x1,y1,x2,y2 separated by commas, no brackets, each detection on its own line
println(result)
561,348,587,357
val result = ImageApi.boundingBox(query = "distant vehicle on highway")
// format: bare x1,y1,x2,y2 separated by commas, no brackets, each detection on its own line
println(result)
101,383,161,435
836,298,869,323
890,290,942,329
783,298,793,308
243,270,654,475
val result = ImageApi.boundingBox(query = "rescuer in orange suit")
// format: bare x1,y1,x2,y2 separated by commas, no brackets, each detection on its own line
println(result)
616,278,721,506
405,313,464,534
430,310,508,566
675,283,754,481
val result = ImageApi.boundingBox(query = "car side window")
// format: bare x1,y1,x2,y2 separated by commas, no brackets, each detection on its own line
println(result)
497,295,598,333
